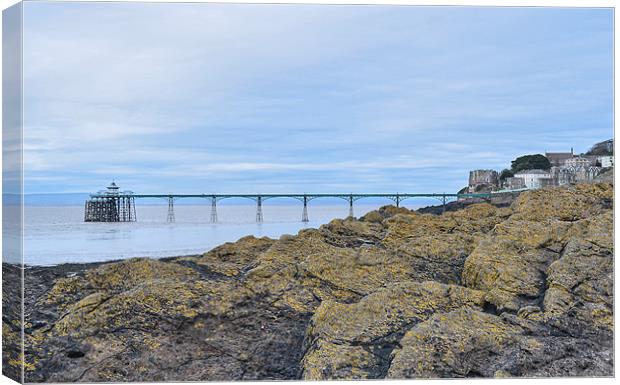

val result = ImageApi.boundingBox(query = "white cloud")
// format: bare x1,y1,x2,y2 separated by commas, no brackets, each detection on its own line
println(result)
20,3,613,193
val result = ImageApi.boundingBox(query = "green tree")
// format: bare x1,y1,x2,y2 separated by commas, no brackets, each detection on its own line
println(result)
510,154,551,173
499,169,514,181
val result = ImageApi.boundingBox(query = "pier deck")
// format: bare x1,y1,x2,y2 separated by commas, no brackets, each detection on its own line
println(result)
85,185,526,223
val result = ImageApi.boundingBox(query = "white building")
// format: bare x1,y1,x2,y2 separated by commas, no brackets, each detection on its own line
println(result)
597,156,614,168
564,156,592,168
514,169,552,189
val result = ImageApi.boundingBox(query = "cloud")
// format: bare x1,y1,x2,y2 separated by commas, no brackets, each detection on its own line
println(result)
20,3,613,194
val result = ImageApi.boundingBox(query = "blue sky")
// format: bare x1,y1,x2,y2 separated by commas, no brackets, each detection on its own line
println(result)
22,2,613,194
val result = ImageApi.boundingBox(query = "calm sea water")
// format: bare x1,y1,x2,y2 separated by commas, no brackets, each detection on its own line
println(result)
24,202,427,266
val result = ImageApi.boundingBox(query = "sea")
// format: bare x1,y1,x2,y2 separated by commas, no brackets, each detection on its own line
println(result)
21,200,433,266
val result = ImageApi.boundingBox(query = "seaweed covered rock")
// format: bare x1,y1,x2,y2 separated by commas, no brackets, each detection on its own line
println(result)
510,184,612,222
543,210,614,338
22,183,614,381
387,308,612,378
381,203,509,284
182,235,275,277
28,258,306,382
462,236,560,312
388,309,535,378
301,282,487,379
244,228,415,313
2,263,25,381
462,184,613,312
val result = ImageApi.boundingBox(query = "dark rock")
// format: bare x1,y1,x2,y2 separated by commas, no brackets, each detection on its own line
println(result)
13,183,614,381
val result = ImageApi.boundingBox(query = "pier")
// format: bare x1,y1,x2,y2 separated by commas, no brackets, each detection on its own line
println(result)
84,182,137,222
84,182,521,223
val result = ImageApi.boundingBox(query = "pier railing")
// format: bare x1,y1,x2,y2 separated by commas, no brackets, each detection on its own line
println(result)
84,191,521,223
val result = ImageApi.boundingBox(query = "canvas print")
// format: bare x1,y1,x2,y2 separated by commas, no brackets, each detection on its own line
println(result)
2,1,614,382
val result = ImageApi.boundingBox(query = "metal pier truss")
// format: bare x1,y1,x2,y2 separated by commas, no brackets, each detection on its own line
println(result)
84,191,518,223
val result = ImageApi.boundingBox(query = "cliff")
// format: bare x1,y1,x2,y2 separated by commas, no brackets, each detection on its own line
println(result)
8,183,614,381
586,139,614,156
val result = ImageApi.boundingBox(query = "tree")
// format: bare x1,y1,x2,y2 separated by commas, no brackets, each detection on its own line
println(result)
510,154,551,173
499,169,514,181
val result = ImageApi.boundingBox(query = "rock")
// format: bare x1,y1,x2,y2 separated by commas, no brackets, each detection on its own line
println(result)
388,309,533,378
301,282,487,379
510,184,612,222
182,235,274,277
2,263,24,381
462,185,612,312
244,228,415,313
319,217,385,247
517,306,543,321
360,210,385,223
361,205,411,222
382,204,508,285
307,282,486,345
29,257,308,382
20,183,614,381
542,211,613,338
388,308,613,378
462,236,559,311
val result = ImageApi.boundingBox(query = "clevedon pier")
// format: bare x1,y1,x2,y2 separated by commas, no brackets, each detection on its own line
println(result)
84,182,518,223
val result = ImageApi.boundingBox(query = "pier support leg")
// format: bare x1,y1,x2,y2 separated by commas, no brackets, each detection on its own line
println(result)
442,194,446,214
210,197,217,223
130,197,137,222
396,194,400,208
167,196,175,223
348,195,354,218
302,196,309,223
256,196,263,223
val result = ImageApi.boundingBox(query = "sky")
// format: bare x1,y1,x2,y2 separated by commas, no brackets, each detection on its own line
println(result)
21,2,613,194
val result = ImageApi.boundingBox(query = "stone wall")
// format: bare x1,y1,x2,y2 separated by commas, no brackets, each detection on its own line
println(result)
503,177,525,190
468,169,499,192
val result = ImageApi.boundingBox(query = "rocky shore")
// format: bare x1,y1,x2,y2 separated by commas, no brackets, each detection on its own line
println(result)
3,183,614,381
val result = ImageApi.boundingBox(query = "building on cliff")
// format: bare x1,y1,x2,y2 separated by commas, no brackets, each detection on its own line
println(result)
510,165,603,189
503,176,526,190
597,155,614,167
545,150,573,167
546,146,614,169
564,156,592,168
513,169,553,189
468,169,499,193
467,142,612,193
549,166,577,186
551,164,602,185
